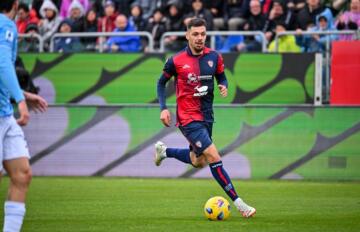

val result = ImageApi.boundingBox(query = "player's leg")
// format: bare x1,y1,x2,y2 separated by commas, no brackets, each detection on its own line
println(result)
2,116,31,232
202,144,256,218
154,122,205,166
154,142,208,167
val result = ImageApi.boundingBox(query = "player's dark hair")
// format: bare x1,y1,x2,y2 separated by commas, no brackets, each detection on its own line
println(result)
187,18,207,30
0,0,16,13
18,2,29,13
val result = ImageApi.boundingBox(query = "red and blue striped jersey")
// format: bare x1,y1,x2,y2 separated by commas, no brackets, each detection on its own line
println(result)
162,46,228,126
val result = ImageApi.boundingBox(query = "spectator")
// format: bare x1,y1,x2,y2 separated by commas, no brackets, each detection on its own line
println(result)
202,0,227,30
234,0,267,52
68,0,86,32
336,0,360,40
38,0,62,50
98,0,119,33
164,0,186,51
287,0,306,12
83,9,99,50
93,0,134,17
145,8,168,49
133,0,160,20
18,23,41,52
263,0,297,42
296,0,334,30
268,21,301,52
183,0,214,30
297,14,338,52
129,2,147,31
105,14,141,52
32,0,62,19
54,19,83,52
226,0,250,31
16,3,39,34
60,0,90,18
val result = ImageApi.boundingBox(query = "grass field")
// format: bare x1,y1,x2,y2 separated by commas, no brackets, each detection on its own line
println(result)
0,178,359,232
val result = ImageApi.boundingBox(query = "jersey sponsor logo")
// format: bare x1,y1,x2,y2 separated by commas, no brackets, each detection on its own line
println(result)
193,85,208,97
208,60,214,68
187,73,198,84
5,30,14,42
198,75,212,80
182,64,191,69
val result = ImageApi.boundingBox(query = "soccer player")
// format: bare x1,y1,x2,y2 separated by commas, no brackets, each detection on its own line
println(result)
1,1,48,231
155,18,256,218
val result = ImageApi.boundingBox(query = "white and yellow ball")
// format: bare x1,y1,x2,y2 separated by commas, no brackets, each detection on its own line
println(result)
204,196,231,221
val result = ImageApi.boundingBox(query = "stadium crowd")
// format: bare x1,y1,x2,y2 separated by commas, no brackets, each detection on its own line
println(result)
15,0,360,52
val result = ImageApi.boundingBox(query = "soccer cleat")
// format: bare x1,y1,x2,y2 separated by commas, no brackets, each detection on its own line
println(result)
240,206,256,218
154,141,167,166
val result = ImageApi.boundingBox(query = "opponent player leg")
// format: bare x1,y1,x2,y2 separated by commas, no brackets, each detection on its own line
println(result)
2,116,31,232
202,144,256,218
3,158,32,232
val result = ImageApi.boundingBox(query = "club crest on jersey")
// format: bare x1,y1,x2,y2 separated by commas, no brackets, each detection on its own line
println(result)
187,73,198,84
207,60,214,68
195,141,202,148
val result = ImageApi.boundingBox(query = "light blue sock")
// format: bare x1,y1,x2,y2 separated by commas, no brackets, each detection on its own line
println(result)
3,201,26,232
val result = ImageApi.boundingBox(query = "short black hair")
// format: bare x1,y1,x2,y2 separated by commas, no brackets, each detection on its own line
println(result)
0,0,16,13
187,18,206,30
18,2,29,13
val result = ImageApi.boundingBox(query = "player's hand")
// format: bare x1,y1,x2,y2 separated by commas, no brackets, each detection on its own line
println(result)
17,100,30,126
218,85,228,97
24,91,48,113
160,109,171,127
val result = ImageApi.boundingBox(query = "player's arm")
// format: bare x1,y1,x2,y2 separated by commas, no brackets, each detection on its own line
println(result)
0,58,28,125
214,53,228,97
23,91,48,113
157,57,175,127
157,74,171,127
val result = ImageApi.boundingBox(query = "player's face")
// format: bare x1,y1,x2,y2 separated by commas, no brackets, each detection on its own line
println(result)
186,26,206,54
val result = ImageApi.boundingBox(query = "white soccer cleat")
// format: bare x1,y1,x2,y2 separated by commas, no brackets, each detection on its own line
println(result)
154,141,167,166
240,205,256,218
234,198,256,218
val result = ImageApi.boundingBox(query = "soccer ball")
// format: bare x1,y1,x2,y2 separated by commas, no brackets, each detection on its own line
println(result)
204,196,231,221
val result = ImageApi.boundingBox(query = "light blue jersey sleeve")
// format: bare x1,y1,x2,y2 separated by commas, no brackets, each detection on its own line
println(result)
0,14,24,105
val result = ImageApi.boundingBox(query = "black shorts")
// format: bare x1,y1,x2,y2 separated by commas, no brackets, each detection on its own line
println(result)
178,121,213,157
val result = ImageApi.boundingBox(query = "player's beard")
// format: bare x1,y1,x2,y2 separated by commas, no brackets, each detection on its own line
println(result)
193,42,204,53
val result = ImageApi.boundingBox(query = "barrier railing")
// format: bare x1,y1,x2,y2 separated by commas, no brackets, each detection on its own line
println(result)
159,31,267,52
18,33,44,52
49,31,154,52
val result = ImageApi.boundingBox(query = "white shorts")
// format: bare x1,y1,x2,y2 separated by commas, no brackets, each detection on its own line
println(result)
0,116,30,171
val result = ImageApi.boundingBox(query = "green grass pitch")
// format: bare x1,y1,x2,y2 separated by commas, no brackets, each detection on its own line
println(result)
0,178,359,232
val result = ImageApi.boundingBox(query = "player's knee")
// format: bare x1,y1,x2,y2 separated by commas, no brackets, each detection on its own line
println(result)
193,159,207,168
11,167,32,187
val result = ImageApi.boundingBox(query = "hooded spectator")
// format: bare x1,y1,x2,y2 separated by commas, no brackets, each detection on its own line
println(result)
60,0,90,18
38,0,62,49
54,19,83,52
68,0,85,32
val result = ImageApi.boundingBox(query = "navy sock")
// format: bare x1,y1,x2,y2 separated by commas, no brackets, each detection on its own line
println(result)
166,148,192,164
209,161,239,201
